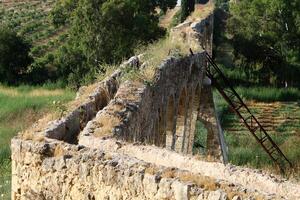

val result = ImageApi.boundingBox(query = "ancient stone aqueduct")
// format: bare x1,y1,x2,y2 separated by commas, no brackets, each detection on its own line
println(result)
10,10,300,200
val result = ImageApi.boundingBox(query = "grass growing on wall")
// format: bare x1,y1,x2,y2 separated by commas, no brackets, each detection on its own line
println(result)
169,9,182,28
0,84,75,199
123,36,195,84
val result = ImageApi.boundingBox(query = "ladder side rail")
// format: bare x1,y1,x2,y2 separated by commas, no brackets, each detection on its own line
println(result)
204,52,293,168
205,52,254,115
208,73,283,166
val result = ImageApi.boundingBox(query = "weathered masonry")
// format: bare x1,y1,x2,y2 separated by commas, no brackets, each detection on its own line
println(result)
79,51,226,161
12,10,299,200
10,12,230,199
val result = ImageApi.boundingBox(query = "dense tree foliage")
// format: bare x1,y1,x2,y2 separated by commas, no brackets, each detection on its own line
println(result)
0,27,32,85
155,0,178,13
226,0,300,86
181,0,195,22
50,0,176,87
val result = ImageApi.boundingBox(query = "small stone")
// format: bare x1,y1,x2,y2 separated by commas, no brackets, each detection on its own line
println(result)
171,181,190,200
232,196,242,200
207,190,227,200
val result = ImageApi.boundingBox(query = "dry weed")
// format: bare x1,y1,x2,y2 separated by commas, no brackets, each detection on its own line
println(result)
94,114,121,137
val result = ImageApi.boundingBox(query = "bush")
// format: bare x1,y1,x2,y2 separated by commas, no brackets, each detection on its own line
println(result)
50,0,177,88
0,27,33,85
181,0,195,22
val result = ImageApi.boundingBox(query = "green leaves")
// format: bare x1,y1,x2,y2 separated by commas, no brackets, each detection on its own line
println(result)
181,0,195,22
50,0,175,87
0,27,33,85
227,0,300,86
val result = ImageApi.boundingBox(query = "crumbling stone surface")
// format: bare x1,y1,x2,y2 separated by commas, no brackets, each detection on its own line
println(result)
11,11,300,200
11,139,271,200
78,53,206,155
78,138,300,200
41,69,121,144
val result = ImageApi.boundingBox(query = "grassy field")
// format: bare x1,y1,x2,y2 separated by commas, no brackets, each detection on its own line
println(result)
0,84,74,199
213,89,300,179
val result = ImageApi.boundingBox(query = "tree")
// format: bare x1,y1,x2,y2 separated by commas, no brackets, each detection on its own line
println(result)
0,27,32,85
227,0,300,86
181,0,195,22
154,0,177,13
51,0,177,87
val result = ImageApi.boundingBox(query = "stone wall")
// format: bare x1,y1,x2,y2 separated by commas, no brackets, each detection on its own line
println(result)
10,10,233,199
79,53,206,154
11,138,269,200
170,14,227,162
43,70,121,144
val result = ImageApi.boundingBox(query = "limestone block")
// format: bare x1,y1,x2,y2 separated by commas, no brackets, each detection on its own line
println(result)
143,174,158,198
171,180,190,200
156,178,173,199
64,110,80,139
207,190,227,200
121,56,139,69
44,120,66,140
232,196,242,200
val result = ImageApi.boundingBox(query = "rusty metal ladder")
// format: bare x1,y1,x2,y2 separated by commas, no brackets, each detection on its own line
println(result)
203,51,293,171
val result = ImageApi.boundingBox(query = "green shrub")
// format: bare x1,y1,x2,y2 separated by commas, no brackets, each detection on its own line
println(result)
169,9,182,28
181,0,195,22
0,27,33,85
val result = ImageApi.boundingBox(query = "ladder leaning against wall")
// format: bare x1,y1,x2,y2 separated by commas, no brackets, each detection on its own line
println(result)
201,50,293,172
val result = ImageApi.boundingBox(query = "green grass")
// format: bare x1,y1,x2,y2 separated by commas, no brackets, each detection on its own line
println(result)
169,9,182,28
0,84,75,199
193,121,207,155
235,87,300,102
211,89,300,179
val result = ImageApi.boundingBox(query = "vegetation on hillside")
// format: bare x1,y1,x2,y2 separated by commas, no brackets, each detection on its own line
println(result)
0,27,32,84
181,0,195,22
0,0,67,84
49,0,177,88
0,0,178,88
214,0,300,87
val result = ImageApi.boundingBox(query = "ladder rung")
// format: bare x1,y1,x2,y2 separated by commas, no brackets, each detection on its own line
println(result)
235,104,244,111
267,146,277,154
260,136,268,143
204,51,292,170
251,126,259,133
244,115,253,122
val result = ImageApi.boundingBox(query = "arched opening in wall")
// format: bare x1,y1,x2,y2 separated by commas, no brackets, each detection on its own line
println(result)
165,95,175,150
185,84,203,154
174,88,188,153
154,117,159,145
157,106,166,147
182,88,193,153
193,121,207,155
